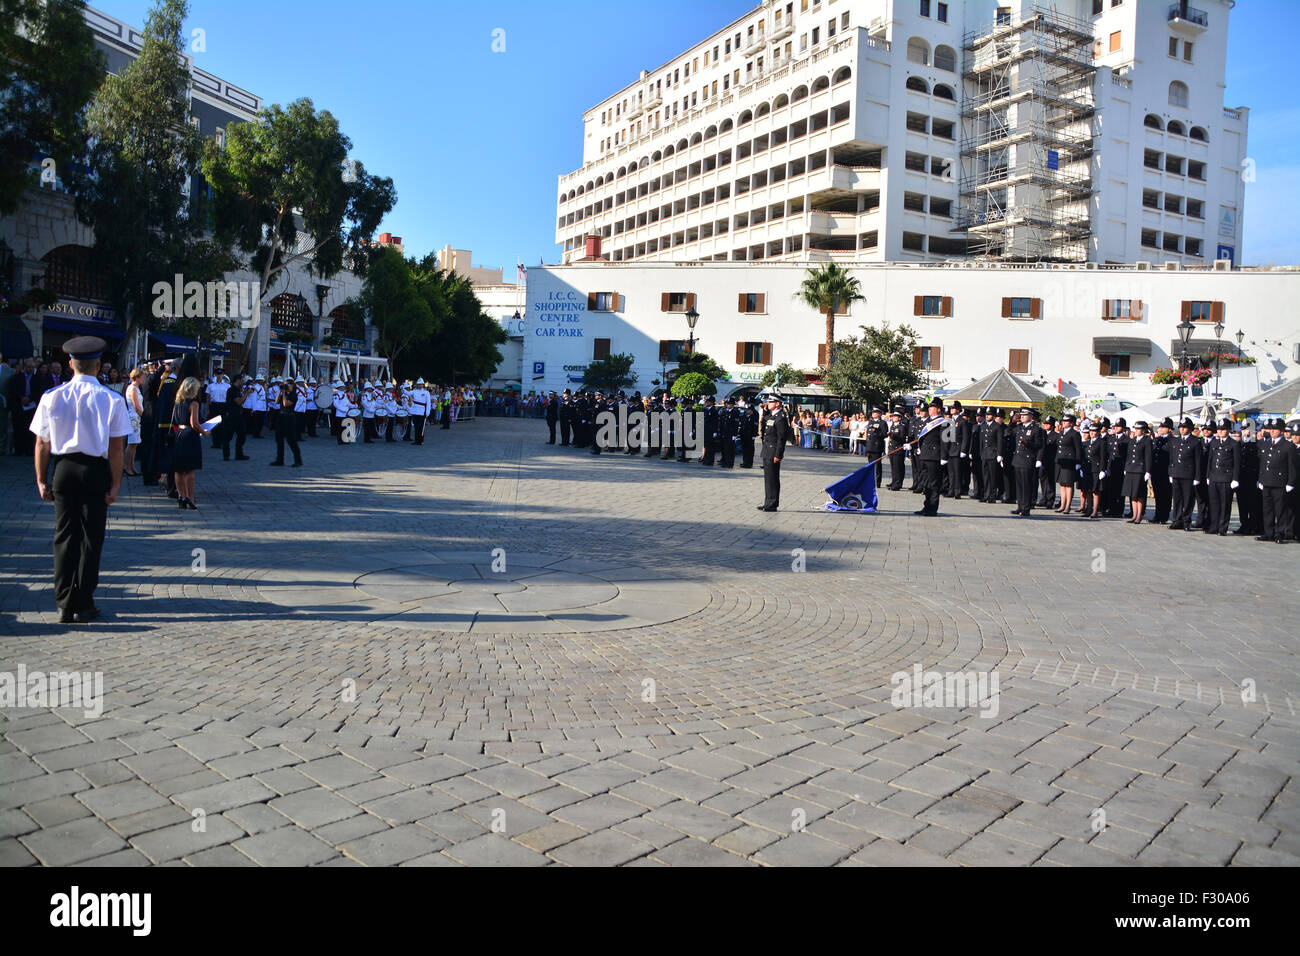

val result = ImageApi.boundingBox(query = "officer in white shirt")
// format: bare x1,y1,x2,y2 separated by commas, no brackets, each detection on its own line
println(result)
206,374,230,448
360,384,376,443
293,376,308,438
31,337,130,624
304,376,319,437
248,374,267,438
331,381,349,444
410,378,431,445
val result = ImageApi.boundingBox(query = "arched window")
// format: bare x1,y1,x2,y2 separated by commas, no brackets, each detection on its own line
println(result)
677,138,689,152
327,305,364,342
791,85,808,103
40,245,108,302
720,118,734,133
934,45,957,72
773,93,789,109
832,66,852,85
690,132,702,145
1189,125,1208,142
1168,80,1189,108
652,150,663,162
616,166,627,178
739,109,753,125
906,76,929,93
585,180,594,191
756,101,771,117
1144,113,1163,130
704,125,718,140
269,293,312,334
638,156,650,169
812,75,830,93
1166,120,1185,136
907,37,930,66
576,185,584,196
933,83,955,100
567,190,575,201
663,144,675,158
595,175,605,186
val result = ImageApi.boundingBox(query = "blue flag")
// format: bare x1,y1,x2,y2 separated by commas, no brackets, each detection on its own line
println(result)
823,463,878,513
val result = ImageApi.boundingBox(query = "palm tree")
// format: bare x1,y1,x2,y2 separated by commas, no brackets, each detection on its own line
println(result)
797,262,864,369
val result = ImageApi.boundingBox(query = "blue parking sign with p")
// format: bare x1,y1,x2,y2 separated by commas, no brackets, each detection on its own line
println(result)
533,361,545,375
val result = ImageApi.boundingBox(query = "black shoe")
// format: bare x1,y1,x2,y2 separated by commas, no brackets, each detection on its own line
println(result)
186,499,197,510
915,509,929,515
59,607,77,624
1218,531,1227,536
270,461,283,466
1255,535,1271,542
78,605,101,622
235,454,250,460
291,461,302,467
178,497,187,509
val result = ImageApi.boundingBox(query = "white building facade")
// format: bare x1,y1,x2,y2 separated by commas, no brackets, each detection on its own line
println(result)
522,260,1300,403
555,0,1247,268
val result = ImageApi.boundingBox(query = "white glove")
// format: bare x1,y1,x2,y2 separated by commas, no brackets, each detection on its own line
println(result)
1035,461,1042,469
941,459,948,466
997,456,1003,464
1144,473,1151,482
1231,480,1239,489
1193,479,1200,486
1258,482,1263,490
1169,476,1174,483
1289,486,1296,493
1076,465,1083,473
1099,471,1106,479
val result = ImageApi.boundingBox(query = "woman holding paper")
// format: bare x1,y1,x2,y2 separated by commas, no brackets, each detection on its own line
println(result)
123,368,144,475
170,377,211,510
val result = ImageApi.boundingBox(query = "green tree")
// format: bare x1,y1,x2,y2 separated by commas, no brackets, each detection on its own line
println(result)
0,0,103,214
582,352,636,393
202,97,396,371
796,262,864,369
414,262,506,385
759,362,807,388
1039,394,1073,421
360,246,437,373
671,370,716,398
73,0,232,363
823,324,925,410
675,350,728,383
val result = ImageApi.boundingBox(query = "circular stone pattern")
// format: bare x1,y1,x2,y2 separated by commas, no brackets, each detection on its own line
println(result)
256,549,711,635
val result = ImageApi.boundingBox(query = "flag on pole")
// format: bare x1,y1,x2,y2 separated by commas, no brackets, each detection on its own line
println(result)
823,463,878,513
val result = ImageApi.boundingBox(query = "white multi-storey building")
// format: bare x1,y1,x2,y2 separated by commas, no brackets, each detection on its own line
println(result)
554,0,1247,267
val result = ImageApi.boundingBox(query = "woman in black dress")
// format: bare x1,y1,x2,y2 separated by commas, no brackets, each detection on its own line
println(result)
171,377,211,510
1122,420,1155,524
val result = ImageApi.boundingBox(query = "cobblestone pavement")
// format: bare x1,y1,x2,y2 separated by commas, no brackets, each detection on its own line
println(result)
1,417,1297,867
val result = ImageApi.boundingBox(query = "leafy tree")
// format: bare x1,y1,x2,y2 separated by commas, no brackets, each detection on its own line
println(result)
202,97,396,371
796,262,864,369
1039,394,1073,421
671,370,716,398
74,0,233,364
416,262,505,385
0,0,103,214
675,350,727,382
582,352,636,394
759,362,807,388
823,324,925,410
360,247,436,373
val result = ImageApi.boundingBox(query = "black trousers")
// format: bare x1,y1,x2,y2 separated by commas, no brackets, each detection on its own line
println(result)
363,418,375,442
219,408,246,459
946,457,963,498
1038,460,1056,505
1015,465,1035,513
1261,485,1288,539
909,449,921,490
559,417,571,445
1207,480,1233,534
762,456,781,508
1195,483,1211,528
1170,478,1194,528
1001,460,1016,502
138,415,155,482
720,436,735,468
921,460,942,514
867,447,885,486
702,437,717,465
1104,468,1124,516
1152,470,1172,522
889,446,906,489
547,417,557,443
741,438,754,468
274,422,301,465
1235,481,1260,532
51,454,109,614
981,458,1001,500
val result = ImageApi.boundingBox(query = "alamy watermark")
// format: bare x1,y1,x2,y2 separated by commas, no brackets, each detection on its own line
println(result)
1,664,103,718
891,663,1000,719
593,408,705,453
152,274,261,329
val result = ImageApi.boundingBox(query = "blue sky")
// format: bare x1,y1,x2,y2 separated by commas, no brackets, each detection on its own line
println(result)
97,0,1296,268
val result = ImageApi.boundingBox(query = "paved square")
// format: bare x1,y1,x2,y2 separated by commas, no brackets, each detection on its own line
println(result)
1,417,1296,866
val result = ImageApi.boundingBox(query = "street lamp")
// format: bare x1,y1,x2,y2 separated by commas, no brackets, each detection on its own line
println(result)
1176,318,1195,421
684,306,700,355
1212,318,1225,399
1234,327,1244,365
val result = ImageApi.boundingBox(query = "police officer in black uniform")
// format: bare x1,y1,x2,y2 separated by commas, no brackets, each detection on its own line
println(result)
559,389,573,445
887,408,908,490
1122,420,1154,523
916,398,945,517
1233,424,1261,534
907,402,924,492
1085,420,1108,518
1105,418,1128,517
1011,407,1044,516
942,401,970,499
701,396,719,466
1167,417,1201,530
864,406,887,487
1037,416,1059,508
1203,417,1240,535
757,393,791,511
719,396,737,469
1151,417,1173,523
979,407,1004,503
545,391,559,444
220,372,250,461
1257,418,1297,543
739,397,758,469
1054,413,1084,514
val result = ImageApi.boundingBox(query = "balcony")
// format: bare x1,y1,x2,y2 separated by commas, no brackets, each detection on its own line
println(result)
643,93,662,111
771,19,793,42
1168,3,1207,32
627,101,644,119
743,31,767,56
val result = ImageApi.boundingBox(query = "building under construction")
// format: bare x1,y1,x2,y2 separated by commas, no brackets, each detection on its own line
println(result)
957,5,1096,262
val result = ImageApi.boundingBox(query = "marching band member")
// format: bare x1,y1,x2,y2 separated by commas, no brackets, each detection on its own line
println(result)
361,383,377,443
394,387,410,441
294,377,308,438
248,374,267,438
410,378,430,445
332,381,350,445
266,376,280,434
305,377,319,437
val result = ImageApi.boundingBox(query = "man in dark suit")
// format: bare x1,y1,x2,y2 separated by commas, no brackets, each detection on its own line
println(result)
1167,417,1201,530
545,391,559,444
1203,418,1240,535
7,360,41,455
916,398,946,517
1010,407,1044,516
757,394,792,512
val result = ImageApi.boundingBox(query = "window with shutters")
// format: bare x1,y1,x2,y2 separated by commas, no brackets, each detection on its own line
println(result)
659,340,689,362
738,292,766,314
1099,354,1130,377
592,338,611,360
1104,299,1138,320
1008,349,1029,374
913,346,941,370
1183,300,1222,322
915,295,951,317
739,342,768,364
587,291,617,311
662,291,696,312
1007,297,1033,319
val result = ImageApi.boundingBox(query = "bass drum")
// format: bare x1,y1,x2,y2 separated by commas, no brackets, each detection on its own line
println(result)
313,384,334,409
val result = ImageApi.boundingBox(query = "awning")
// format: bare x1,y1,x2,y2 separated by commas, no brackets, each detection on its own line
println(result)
1170,338,1230,357
44,317,124,339
150,330,196,349
1093,336,1152,356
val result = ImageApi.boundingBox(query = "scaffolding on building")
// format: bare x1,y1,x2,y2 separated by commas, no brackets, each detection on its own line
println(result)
955,5,1096,262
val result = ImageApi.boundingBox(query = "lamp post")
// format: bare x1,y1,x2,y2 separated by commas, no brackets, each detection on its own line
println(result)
1176,318,1195,421
1234,328,1244,365
684,306,699,356
1212,318,1225,399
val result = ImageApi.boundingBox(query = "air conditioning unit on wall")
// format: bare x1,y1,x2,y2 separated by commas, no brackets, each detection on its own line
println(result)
1136,261,1151,271
1214,259,1232,271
